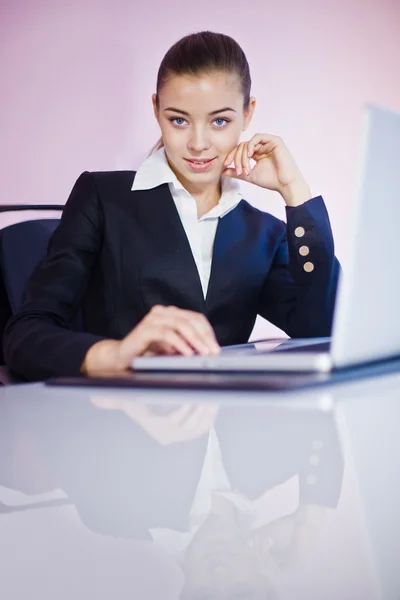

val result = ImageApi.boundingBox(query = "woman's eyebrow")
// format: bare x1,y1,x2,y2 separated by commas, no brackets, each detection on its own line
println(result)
164,107,236,116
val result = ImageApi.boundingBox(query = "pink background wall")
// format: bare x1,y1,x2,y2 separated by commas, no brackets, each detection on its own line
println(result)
1,0,400,337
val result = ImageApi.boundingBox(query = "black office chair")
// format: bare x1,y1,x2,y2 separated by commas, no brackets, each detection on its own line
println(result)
0,205,64,384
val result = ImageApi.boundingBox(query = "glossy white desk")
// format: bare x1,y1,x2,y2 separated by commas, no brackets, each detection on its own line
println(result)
1,373,399,599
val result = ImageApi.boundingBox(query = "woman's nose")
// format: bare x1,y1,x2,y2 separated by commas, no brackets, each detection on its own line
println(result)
188,128,210,153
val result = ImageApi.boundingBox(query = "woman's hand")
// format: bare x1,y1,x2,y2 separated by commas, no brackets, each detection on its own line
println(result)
81,304,220,376
222,134,312,207
90,397,219,445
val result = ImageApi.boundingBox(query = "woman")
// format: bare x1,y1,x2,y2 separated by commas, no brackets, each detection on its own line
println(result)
3,31,340,381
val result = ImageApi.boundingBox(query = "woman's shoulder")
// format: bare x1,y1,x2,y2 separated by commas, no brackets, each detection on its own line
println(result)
74,170,137,205
88,170,136,187
64,170,137,216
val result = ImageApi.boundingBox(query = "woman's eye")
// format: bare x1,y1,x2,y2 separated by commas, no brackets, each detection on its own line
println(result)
214,118,228,127
171,117,186,126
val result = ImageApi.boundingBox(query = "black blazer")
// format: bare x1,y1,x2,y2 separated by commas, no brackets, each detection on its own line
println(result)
3,171,340,381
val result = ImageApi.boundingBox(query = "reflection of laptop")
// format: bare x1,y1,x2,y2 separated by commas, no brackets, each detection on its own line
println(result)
334,378,400,599
133,104,400,374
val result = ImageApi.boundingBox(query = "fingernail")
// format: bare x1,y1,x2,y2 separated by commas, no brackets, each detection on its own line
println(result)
237,167,242,176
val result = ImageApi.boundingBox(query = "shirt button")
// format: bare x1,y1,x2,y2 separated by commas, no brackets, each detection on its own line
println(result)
299,245,310,256
294,226,305,238
306,474,317,485
309,454,320,466
303,261,314,273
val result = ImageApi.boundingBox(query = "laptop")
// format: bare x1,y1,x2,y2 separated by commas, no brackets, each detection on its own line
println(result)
132,104,400,375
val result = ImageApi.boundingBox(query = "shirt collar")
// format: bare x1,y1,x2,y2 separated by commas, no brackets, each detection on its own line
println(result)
131,147,242,218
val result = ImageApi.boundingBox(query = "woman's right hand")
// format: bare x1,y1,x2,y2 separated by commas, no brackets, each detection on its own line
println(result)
90,396,219,445
81,304,220,376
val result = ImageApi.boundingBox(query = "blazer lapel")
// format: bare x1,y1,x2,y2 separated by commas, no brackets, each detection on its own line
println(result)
133,183,206,313
206,203,244,311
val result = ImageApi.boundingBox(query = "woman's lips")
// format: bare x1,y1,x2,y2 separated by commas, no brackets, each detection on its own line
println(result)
184,157,217,172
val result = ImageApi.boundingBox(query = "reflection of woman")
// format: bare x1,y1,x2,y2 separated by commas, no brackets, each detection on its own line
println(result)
4,31,340,381
92,398,279,598
92,397,344,599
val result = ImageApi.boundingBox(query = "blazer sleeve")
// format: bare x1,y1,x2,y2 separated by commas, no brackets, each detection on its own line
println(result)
3,172,107,381
258,196,341,337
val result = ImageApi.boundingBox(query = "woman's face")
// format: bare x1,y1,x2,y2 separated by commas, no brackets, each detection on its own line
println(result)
152,71,255,190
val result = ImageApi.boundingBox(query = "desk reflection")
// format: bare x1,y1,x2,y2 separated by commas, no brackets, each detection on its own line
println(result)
0,389,344,599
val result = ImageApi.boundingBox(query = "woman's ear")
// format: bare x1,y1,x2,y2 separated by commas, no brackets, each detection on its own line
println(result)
243,96,256,131
152,93,159,123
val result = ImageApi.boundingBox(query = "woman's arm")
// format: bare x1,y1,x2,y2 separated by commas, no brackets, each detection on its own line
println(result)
3,173,220,381
3,172,107,381
223,133,340,337
258,196,341,338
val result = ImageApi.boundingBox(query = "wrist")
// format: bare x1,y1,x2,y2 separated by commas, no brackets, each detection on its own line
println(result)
81,339,122,375
280,180,312,207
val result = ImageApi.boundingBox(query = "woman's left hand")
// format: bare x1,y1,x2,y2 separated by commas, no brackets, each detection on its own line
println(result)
222,133,312,207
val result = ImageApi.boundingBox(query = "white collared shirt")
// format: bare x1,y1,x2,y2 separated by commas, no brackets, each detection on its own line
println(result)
131,147,242,297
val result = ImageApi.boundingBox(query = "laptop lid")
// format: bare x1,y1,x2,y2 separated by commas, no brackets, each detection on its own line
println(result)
331,104,400,368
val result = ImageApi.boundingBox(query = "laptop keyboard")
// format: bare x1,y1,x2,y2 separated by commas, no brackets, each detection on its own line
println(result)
271,340,331,354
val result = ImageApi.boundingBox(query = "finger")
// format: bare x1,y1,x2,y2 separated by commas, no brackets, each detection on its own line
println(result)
147,304,166,319
149,327,196,356
223,147,237,169
154,342,179,355
247,137,263,159
242,142,252,176
234,142,246,176
223,147,250,180
184,312,220,352
172,318,213,355
156,316,211,355
148,307,219,354
125,325,194,362
247,133,273,159
156,309,219,355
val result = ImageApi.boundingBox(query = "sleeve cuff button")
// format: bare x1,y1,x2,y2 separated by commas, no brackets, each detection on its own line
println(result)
304,262,314,273
294,226,305,238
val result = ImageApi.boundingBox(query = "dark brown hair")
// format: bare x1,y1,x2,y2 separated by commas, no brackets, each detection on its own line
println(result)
149,31,252,154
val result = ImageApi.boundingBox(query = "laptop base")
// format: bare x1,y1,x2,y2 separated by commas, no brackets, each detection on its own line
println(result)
46,355,400,392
